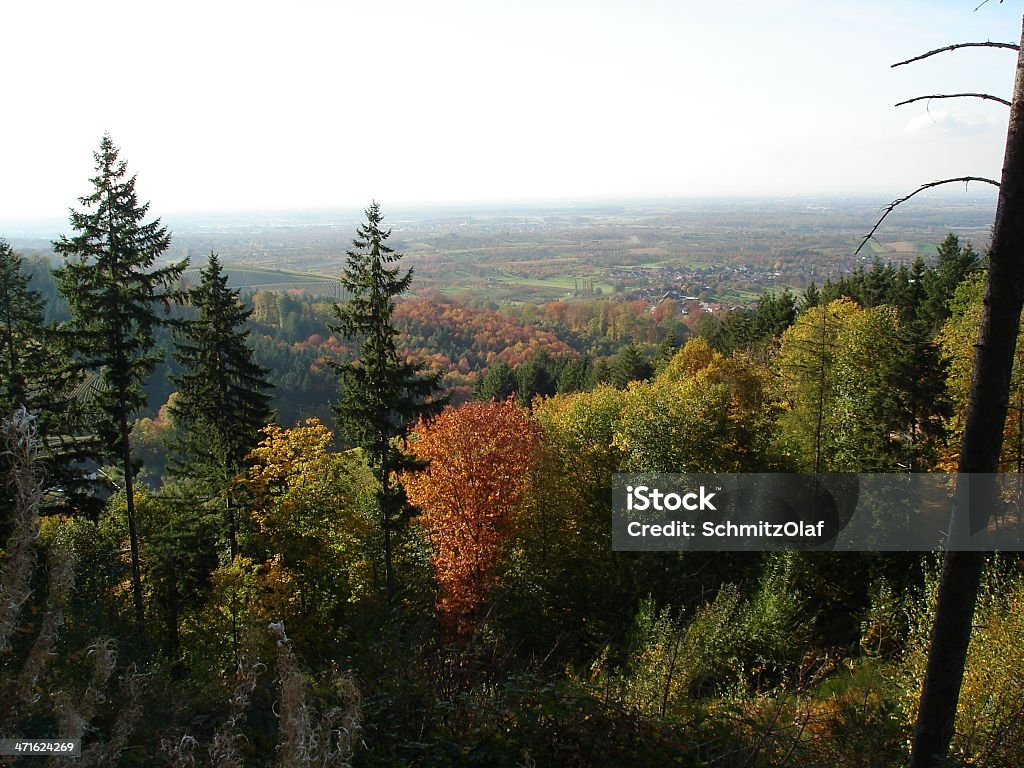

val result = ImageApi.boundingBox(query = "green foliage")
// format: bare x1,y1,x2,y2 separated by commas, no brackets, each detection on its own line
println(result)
168,252,273,484
775,299,939,471
53,134,187,630
329,202,445,600
609,343,652,389
136,483,221,668
604,553,808,715
920,234,981,333
0,238,48,412
473,360,517,401
0,240,100,519
515,348,560,405
699,289,796,355
240,419,381,657
615,339,779,472
899,560,1024,767
53,133,186,460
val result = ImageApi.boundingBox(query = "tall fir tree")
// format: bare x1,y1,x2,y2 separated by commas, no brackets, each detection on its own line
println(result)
920,233,981,333
53,134,187,632
329,201,444,603
0,239,101,521
0,238,47,413
169,253,273,556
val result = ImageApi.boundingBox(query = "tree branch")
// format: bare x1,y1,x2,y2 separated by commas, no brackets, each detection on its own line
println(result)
896,93,1011,108
855,177,1001,256
893,41,1019,68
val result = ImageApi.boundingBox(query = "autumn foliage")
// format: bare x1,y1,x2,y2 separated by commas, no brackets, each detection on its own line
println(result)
404,400,542,631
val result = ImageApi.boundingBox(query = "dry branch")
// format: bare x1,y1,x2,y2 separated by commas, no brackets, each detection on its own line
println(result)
893,41,1019,68
896,93,1011,108
855,177,1000,256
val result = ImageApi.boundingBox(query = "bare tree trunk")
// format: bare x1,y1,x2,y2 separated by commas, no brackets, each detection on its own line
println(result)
120,411,146,634
910,18,1024,768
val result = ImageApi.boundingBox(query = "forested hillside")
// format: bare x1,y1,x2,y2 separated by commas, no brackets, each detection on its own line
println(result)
3,143,1024,766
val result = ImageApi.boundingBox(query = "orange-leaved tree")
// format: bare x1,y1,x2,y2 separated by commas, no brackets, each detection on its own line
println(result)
403,399,542,632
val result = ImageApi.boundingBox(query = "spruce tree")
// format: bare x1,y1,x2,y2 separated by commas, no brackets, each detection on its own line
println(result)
0,238,47,413
169,253,273,556
330,201,444,603
0,239,101,521
474,360,517,402
53,134,186,632
921,233,981,332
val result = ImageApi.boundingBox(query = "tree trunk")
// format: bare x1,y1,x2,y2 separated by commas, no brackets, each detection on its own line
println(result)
910,18,1024,768
120,412,146,634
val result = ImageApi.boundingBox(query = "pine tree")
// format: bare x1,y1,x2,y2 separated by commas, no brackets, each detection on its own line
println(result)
169,253,273,556
474,360,517,401
0,240,101,521
0,238,47,413
53,134,187,632
920,233,981,333
610,344,652,389
169,253,273,477
329,201,444,602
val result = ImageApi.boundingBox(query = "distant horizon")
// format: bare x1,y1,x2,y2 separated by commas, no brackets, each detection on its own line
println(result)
0,188,1001,242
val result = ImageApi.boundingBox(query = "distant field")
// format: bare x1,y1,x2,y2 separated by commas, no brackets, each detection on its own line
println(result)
160,198,994,306
182,263,345,297
866,241,939,258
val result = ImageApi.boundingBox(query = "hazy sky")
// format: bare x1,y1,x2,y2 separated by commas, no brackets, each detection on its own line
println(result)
1,0,1020,221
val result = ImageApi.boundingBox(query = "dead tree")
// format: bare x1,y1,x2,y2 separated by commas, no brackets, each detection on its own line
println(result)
862,21,1024,768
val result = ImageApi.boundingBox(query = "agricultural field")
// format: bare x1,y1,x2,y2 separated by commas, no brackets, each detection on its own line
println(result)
3,195,987,308
224,198,992,304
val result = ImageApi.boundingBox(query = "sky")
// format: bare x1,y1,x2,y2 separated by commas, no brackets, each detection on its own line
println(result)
1,0,1020,224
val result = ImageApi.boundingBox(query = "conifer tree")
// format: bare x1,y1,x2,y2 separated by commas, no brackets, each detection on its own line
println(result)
53,134,186,632
920,233,981,333
169,253,273,556
0,238,46,413
474,360,517,402
0,240,102,521
330,201,444,602
169,253,273,477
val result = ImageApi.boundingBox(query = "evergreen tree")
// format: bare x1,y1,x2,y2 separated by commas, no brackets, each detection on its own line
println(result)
0,240,104,528
169,253,273,556
653,330,680,373
516,349,558,405
610,344,652,389
474,360,517,402
920,233,981,333
53,134,187,632
557,355,593,393
0,238,47,413
329,201,444,603
800,281,821,311
169,253,273,477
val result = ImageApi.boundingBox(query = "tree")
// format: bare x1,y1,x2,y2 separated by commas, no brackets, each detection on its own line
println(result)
329,201,444,603
0,240,100,521
609,344,653,389
859,26,1024,767
168,253,273,557
0,238,46,413
473,360,517,402
53,134,187,632
919,234,981,333
515,349,558,405
241,419,377,656
403,400,541,631
776,299,858,472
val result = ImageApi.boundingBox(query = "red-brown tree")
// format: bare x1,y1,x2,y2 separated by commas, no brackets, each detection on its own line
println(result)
403,399,542,632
